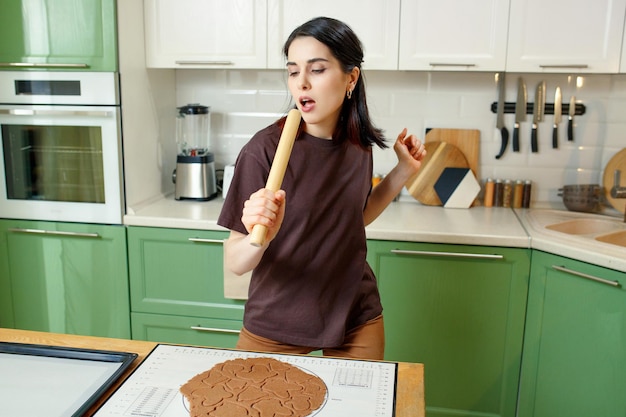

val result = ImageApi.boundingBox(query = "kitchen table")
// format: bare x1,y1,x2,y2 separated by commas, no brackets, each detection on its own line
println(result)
0,328,425,417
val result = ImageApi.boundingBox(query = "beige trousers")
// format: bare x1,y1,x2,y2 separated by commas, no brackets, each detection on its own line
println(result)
235,315,385,360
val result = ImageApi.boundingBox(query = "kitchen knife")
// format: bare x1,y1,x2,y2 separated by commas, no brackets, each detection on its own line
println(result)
513,77,527,152
495,73,509,159
552,87,562,149
568,96,575,141
531,81,546,153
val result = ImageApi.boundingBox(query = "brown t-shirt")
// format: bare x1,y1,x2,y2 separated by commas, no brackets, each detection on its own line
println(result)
218,122,382,347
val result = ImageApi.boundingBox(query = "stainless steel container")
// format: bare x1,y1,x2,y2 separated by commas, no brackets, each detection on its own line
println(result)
558,184,604,213
173,154,217,201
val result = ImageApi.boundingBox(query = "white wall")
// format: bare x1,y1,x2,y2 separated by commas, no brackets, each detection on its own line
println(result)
174,69,626,208
117,0,176,209
116,1,624,212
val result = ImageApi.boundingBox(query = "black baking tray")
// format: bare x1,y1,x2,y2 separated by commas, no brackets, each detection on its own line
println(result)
0,341,137,417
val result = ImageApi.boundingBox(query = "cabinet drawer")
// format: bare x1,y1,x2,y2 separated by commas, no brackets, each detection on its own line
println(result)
128,227,245,319
131,312,242,349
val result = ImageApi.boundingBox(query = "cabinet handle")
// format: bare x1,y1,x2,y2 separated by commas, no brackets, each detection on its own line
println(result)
188,238,225,244
539,64,589,69
429,63,476,67
0,109,113,118
0,62,89,68
175,60,234,66
390,249,504,260
552,265,621,288
7,227,100,239
190,326,241,334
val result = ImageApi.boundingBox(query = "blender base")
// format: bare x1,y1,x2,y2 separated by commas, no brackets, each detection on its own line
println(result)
173,154,218,201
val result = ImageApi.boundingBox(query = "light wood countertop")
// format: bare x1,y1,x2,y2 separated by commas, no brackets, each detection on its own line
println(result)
0,328,425,417
125,195,530,247
125,195,626,272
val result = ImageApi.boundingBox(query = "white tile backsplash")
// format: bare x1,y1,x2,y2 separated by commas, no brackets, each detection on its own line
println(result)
175,69,626,207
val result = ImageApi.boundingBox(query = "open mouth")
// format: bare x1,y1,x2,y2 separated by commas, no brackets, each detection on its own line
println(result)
299,96,315,111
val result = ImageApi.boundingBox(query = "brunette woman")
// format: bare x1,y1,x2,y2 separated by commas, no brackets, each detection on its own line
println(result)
218,16,426,359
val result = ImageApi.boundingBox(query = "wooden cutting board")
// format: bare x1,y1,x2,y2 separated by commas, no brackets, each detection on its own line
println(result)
425,128,480,178
406,141,470,205
603,148,626,214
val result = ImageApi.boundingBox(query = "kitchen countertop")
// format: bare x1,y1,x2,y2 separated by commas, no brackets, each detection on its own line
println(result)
125,195,530,247
515,208,626,272
367,200,529,247
0,328,425,417
125,195,626,272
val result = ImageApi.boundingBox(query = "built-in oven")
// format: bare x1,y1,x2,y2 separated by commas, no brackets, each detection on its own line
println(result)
0,71,123,224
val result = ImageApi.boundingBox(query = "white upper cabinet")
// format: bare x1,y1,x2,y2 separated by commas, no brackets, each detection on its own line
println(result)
143,0,626,73
506,0,626,73
398,0,510,71
144,0,267,68
266,0,400,70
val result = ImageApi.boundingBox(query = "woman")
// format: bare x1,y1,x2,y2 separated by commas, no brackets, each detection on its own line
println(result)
218,17,426,360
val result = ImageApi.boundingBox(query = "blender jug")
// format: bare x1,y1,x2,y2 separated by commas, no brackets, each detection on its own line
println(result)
172,104,218,200
176,104,209,156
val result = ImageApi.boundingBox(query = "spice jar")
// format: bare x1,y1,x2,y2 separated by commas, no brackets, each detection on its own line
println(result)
494,179,504,207
503,180,513,208
513,180,524,208
483,178,494,207
522,180,532,208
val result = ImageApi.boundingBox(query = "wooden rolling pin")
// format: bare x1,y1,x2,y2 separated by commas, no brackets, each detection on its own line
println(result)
249,109,302,247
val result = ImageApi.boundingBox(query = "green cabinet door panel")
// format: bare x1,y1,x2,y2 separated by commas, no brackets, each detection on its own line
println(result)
127,227,245,320
0,0,117,71
131,312,241,349
0,219,130,338
0,221,14,328
368,240,530,417
518,250,626,417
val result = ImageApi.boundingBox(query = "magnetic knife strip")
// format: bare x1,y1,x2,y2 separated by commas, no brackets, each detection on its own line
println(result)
490,102,586,115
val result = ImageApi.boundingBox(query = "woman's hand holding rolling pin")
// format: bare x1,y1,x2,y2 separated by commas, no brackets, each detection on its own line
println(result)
242,188,286,245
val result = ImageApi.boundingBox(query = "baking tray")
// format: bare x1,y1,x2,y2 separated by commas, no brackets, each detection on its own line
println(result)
0,341,137,417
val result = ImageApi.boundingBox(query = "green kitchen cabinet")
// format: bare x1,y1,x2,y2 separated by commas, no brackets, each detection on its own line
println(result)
0,0,117,71
0,219,130,338
368,240,530,417
131,312,241,349
518,250,626,417
127,226,245,347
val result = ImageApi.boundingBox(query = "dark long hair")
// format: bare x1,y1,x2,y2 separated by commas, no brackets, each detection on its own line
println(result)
283,17,387,149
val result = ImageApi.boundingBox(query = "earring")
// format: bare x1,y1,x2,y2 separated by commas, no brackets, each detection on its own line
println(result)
347,89,353,99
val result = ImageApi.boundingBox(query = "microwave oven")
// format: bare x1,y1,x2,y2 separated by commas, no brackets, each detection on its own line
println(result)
0,71,124,224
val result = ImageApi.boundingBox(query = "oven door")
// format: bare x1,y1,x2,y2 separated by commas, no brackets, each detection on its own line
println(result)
0,105,123,224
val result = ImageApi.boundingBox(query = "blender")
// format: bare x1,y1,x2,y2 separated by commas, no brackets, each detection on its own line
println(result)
172,103,218,201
